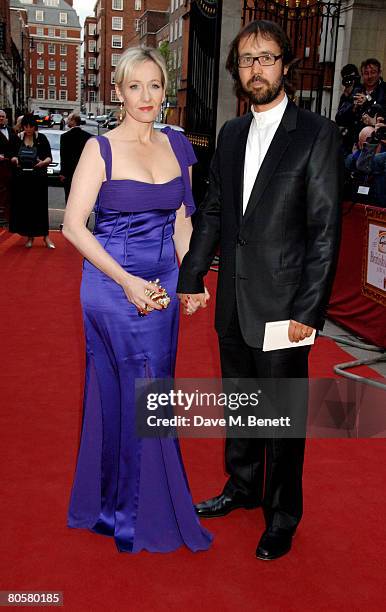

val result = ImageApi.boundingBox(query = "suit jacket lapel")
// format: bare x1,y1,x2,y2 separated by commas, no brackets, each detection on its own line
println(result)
232,113,252,224
242,100,298,224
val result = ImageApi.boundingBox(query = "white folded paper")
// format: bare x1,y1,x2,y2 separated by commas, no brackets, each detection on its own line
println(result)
262,320,316,352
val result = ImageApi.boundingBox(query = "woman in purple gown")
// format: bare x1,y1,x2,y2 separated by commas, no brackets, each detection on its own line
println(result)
63,47,212,553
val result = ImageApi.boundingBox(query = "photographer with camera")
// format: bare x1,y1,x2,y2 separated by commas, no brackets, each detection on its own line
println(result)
9,114,55,248
336,59,386,154
370,117,386,207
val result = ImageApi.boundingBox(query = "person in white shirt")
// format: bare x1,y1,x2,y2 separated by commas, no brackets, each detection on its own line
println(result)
177,19,344,560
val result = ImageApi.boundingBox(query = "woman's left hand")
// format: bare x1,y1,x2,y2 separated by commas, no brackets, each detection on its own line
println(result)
34,160,46,169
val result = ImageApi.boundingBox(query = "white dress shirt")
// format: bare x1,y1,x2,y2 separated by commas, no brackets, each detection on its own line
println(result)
243,94,288,214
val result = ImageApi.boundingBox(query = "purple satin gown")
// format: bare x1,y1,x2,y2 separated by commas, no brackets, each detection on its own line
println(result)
67,128,212,553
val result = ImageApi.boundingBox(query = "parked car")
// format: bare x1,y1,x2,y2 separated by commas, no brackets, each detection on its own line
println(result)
39,128,65,179
33,111,52,127
95,114,109,124
51,113,65,129
79,114,87,125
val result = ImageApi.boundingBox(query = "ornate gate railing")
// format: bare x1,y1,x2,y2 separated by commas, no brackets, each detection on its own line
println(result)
185,0,222,204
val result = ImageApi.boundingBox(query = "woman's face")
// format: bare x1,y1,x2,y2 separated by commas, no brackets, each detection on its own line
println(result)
23,124,36,138
116,59,164,124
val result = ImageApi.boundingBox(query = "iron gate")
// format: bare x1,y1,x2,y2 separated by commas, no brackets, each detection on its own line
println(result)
185,0,222,204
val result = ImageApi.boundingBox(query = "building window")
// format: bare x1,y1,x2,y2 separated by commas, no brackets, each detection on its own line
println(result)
111,53,121,67
48,43,55,54
37,58,44,69
89,90,96,103
59,90,67,101
59,13,67,25
88,40,96,52
112,35,123,48
173,49,177,69
36,27,44,36
135,0,142,10
88,74,96,86
178,16,182,37
60,30,67,38
111,72,115,84
49,60,56,70
170,0,174,13
112,16,123,30
60,44,67,55
169,23,173,43
112,0,123,9
48,27,55,37
60,75,67,86
60,60,67,70
178,46,182,68
36,88,45,99
44,0,59,6
88,57,96,69
174,20,178,40
48,75,56,85
37,42,44,53
88,23,96,35
134,19,140,32
111,90,120,102
37,74,44,85
36,10,44,22
48,89,56,100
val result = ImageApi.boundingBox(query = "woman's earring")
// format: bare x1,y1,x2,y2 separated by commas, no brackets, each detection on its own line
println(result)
119,102,124,122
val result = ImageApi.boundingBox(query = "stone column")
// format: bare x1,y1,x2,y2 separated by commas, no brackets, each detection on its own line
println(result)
215,0,241,137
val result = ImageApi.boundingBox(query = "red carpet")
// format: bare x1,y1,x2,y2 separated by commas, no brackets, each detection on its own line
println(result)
1,232,386,611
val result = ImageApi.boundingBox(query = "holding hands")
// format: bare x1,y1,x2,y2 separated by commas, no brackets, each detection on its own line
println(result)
178,287,210,315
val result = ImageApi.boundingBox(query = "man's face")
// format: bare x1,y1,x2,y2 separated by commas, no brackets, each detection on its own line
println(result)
237,34,288,107
0,111,7,127
362,64,381,90
67,114,75,128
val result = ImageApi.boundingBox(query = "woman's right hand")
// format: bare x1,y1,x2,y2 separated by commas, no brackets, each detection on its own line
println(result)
121,274,163,315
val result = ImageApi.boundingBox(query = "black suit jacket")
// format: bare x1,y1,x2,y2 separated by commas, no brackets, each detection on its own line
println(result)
60,126,91,180
177,100,344,348
0,127,20,158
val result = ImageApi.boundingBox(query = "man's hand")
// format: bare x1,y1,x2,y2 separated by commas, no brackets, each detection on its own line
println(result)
288,320,315,343
353,93,366,107
178,288,210,315
59,174,65,183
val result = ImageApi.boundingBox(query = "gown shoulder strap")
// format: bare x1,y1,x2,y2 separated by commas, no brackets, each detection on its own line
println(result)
94,135,112,181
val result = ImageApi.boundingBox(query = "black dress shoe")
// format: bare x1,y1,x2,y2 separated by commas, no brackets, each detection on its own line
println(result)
255,528,294,560
195,492,260,518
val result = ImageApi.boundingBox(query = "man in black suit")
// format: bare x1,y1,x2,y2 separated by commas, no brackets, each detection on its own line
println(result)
0,110,19,225
177,20,344,560
60,112,91,202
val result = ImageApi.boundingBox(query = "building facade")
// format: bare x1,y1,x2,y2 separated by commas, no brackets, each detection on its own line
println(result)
10,0,81,114
0,0,15,117
83,14,97,116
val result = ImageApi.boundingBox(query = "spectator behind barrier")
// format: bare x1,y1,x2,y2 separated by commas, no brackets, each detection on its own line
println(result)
336,58,386,154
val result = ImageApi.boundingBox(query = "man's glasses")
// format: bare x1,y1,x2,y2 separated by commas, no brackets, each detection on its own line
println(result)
238,54,283,68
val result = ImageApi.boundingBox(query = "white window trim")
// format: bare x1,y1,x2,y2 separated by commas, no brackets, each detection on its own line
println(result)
59,90,68,101
111,53,121,67
111,35,123,49
36,10,44,22
111,72,115,85
60,76,67,86
112,0,123,10
111,90,120,102
135,0,142,11
48,76,56,85
60,45,67,55
49,60,56,70
112,16,123,30
36,88,45,99
48,89,56,100
59,13,68,25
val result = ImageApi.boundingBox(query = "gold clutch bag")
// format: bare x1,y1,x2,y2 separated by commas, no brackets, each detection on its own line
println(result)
138,279,171,316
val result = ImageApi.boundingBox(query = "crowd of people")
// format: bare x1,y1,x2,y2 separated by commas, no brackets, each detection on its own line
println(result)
0,111,91,246
335,58,386,207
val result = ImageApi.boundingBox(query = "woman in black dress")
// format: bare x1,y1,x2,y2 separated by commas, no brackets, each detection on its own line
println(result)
10,114,55,249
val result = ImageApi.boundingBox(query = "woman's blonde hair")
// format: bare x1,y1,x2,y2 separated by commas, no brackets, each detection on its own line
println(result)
114,46,168,92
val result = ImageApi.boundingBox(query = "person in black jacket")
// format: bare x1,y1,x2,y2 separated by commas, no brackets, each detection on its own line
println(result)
0,110,20,225
177,20,344,561
336,58,386,154
60,113,91,202
9,114,55,248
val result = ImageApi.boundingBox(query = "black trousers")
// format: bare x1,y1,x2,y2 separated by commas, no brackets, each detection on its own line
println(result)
219,307,310,533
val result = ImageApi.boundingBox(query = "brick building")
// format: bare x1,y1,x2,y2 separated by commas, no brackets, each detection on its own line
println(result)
10,0,81,114
167,0,189,127
83,14,97,116
0,0,15,117
92,0,169,115
139,9,168,48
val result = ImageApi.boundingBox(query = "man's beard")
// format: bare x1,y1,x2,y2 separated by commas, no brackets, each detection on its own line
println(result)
242,74,284,106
